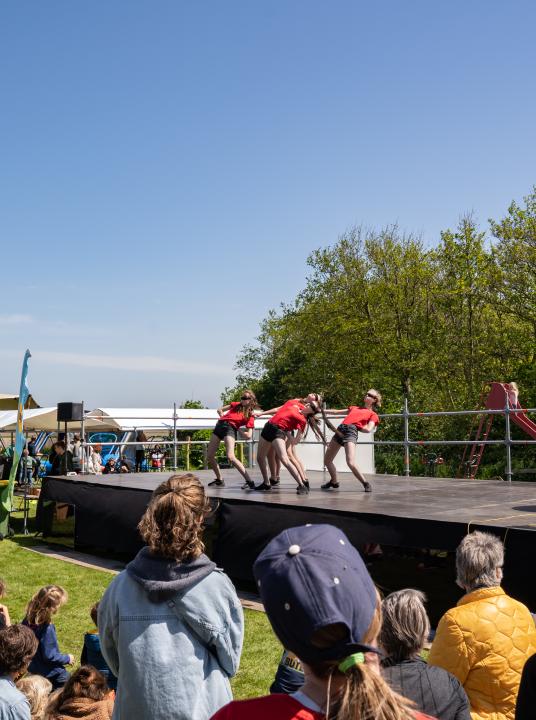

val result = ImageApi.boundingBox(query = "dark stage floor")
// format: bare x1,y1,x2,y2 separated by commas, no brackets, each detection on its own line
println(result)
57,469,536,532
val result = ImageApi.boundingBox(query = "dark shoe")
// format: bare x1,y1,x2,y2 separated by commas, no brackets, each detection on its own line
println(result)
304,479,310,492
255,482,272,492
363,482,372,493
241,479,255,490
321,480,340,490
296,485,308,495
269,477,280,487
208,478,225,487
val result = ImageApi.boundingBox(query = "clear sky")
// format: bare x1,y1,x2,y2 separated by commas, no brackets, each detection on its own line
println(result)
1,1,535,408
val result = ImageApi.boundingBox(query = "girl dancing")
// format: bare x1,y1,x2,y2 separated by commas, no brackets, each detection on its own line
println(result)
207,390,258,488
256,398,324,495
321,389,381,492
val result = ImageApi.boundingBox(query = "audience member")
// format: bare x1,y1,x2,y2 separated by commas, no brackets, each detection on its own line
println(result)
428,531,536,720
118,456,131,473
150,445,166,470
23,585,74,689
27,437,37,458
0,579,11,629
86,445,104,475
80,603,116,691
69,435,82,472
50,443,73,476
46,666,113,720
211,524,428,720
18,450,38,485
102,459,116,475
515,653,536,720
134,432,147,472
15,675,52,720
380,589,470,720
99,473,244,720
270,649,304,694
0,624,39,720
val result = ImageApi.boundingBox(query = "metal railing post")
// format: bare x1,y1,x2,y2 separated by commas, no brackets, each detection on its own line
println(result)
505,397,512,483
403,397,411,477
250,431,256,468
173,403,178,471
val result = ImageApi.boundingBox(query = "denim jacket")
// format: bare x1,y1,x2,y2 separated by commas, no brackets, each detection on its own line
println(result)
98,548,244,720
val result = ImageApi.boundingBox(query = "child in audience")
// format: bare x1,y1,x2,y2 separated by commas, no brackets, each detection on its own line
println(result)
0,578,11,628
16,674,52,720
0,624,39,720
23,585,74,689
210,524,430,720
46,665,114,719
81,603,116,690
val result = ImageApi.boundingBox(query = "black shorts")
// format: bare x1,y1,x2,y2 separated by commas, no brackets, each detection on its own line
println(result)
213,420,238,441
334,423,360,446
261,422,288,443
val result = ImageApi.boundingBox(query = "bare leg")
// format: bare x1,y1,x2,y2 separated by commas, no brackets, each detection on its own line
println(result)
324,438,342,484
344,442,369,487
268,446,278,482
287,441,307,483
256,437,271,484
224,435,253,484
273,438,304,486
207,434,223,481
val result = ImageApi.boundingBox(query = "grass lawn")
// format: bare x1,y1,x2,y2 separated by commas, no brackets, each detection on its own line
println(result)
0,537,282,699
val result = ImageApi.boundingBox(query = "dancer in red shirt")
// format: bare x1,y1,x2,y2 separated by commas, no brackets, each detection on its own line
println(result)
207,390,258,488
257,398,324,495
321,389,381,492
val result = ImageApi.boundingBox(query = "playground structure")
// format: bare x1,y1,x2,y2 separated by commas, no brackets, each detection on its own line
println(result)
459,382,536,479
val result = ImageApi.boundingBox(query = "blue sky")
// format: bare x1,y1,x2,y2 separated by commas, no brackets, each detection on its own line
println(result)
1,1,535,408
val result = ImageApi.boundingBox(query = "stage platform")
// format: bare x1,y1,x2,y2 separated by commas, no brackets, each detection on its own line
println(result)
36,470,536,611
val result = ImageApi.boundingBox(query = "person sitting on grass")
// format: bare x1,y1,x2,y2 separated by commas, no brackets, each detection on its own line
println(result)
80,603,116,691
0,624,39,720
46,665,114,720
98,473,244,720
210,523,432,720
0,578,11,629
380,589,470,720
22,585,74,689
16,675,52,720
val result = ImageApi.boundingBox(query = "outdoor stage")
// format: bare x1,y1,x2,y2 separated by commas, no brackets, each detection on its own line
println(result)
37,469,536,603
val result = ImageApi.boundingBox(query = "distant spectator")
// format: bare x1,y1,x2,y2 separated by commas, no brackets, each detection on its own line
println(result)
102,459,117,475
86,445,104,475
269,649,304,694
18,449,38,485
27,437,37,458
134,432,147,472
428,531,536,720
46,665,113,720
211,524,426,720
0,578,11,629
118,456,132,474
23,585,74,689
150,444,166,471
69,435,82,472
380,589,470,720
99,473,243,720
16,675,52,720
50,442,73,476
0,624,39,720
516,653,536,720
80,603,116,691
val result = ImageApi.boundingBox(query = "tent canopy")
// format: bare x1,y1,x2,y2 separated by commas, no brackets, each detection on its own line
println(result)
0,393,40,410
86,408,221,433
0,408,103,433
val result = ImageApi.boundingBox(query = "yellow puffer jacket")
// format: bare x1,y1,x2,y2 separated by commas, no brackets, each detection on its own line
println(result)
428,587,536,720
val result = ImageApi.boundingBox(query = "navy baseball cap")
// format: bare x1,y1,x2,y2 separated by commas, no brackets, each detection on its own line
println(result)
253,524,379,665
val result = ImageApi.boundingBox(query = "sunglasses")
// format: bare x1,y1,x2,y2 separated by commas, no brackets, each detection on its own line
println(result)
241,396,252,401
366,393,378,401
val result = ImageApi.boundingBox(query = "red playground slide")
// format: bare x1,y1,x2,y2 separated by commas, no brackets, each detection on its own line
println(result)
459,382,536,478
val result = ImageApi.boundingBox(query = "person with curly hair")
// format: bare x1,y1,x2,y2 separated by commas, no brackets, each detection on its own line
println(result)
98,474,244,720
22,586,74,689
0,624,39,720
15,675,52,720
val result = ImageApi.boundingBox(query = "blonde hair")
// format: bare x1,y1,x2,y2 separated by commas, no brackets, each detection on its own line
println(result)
25,586,68,626
310,598,415,720
16,675,52,720
138,474,211,561
367,389,382,408
240,389,258,420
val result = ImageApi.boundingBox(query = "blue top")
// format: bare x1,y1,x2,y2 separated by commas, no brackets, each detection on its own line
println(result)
0,676,30,720
81,631,117,690
22,620,70,678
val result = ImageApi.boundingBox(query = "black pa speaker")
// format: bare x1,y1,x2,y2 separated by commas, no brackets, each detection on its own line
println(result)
57,402,83,422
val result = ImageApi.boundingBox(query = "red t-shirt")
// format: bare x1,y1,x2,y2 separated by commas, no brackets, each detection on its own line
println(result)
210,695,323,720
220,402,255,430
341,406,380,429
270,401,307,433
211,696,435,720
